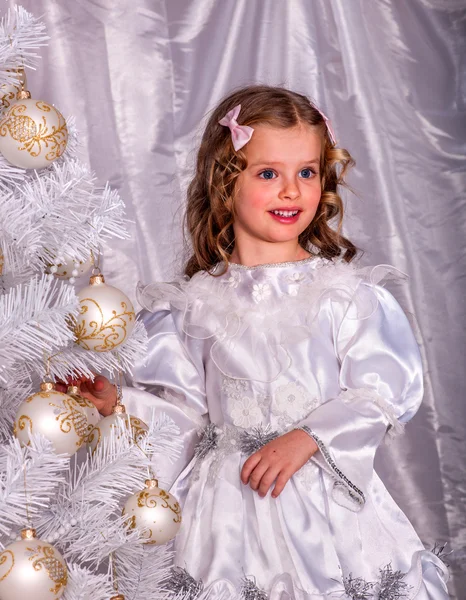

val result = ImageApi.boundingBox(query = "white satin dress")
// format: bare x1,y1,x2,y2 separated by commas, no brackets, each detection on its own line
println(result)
122,257,449,600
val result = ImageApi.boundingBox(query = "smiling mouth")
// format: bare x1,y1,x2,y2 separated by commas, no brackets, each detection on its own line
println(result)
270,209,300,217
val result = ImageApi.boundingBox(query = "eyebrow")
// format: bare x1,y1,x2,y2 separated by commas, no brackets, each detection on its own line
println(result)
248,159,320,168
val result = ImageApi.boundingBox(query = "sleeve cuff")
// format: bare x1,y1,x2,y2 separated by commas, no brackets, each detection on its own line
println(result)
296,424,366,510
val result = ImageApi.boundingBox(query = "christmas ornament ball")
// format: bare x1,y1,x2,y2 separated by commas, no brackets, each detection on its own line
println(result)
14,382,87,456
67,385,100,443
52,254,94,280
87,404,148,453
123,479,182,545
74,273,135,352
0,93,68,169
0,528,68,600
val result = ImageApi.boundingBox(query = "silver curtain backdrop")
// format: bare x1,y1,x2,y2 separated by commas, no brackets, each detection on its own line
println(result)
7,0,466,595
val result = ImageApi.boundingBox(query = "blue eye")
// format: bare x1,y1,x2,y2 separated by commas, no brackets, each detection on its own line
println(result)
259,169,276,180
300,168,315,179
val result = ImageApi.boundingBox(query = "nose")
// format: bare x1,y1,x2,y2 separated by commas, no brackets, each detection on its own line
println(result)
278,177,300,201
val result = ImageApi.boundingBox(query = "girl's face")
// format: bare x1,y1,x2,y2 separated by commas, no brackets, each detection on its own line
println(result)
233,124,322,250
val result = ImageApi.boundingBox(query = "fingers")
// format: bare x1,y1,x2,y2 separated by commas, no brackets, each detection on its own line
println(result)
247,459,269,492
86,375,112,398
240,453,261,484
243,457,291,498
94,375,114,398
257,466,280,498
272,470,292,498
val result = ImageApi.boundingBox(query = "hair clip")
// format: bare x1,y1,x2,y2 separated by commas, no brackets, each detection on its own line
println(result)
313,104,337,146
218,104,254,151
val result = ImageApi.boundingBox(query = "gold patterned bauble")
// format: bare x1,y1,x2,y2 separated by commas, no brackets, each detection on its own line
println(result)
0,93,68,169
14,382,88,456
0,527,68,600
50,253,94,280
73,273,135,352
122,479,182,545
66,385,100,443
87,403,148,454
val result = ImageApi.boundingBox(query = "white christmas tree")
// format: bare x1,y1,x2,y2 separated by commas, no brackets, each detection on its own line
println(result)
0,7,197,600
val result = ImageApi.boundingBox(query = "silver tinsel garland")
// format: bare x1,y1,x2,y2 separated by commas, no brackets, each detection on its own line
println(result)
241,576,268,600
343,574,374,600
194,424,218,460
376,564,410,600
431,542,451,567
343,563,411,600
194,423,280,462
239,426,279,455
162,566,204,599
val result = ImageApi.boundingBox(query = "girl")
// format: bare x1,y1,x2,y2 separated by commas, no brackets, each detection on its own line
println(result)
79,86,449,599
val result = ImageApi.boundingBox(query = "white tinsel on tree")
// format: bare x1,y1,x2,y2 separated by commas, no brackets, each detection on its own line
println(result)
0,6,196,600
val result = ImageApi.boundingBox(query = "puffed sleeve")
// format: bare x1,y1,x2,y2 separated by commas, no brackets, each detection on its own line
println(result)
296,283,423,511
122,306,209,489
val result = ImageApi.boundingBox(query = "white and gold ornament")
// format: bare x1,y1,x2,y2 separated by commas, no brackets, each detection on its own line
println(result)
0,89,68,169
49,253,94,283
66,385,100,443
87,402,148,454
0,527,68,600
123,479,182,545
14,382,87,456
0,69,27,114
74,271,135,352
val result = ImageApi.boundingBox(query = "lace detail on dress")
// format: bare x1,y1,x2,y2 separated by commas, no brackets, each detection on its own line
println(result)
252,283,272,303
272,382,319,429
230,396,264,428
285,271,307,296
223,377,268,427
222,269,241,288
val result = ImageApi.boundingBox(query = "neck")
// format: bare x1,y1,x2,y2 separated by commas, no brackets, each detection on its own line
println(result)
229,239,311,267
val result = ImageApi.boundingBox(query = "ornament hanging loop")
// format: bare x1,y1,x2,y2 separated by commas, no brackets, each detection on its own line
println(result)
16,88,30,100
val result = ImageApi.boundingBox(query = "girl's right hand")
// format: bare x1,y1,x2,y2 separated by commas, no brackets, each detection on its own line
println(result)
57,374,118,416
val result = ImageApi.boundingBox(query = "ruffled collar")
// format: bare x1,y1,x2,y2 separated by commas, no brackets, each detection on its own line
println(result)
202,256,331,305
137,259,404,383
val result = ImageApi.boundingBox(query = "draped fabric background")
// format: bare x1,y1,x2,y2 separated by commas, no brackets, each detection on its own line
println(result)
7,0,465,595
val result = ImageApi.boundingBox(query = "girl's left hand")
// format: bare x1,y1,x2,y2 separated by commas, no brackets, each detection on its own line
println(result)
240,429,318,498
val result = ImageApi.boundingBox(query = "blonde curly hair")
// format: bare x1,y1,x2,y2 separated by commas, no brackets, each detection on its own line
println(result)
184,85,357,277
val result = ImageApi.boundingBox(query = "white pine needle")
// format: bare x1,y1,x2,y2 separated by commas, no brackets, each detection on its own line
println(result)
116,544,176,600
0,157,26,194
0,7,49,87
0,275,79,382
63,563,113,600
1,161,130,276
0,434,69,542
0,364,32,442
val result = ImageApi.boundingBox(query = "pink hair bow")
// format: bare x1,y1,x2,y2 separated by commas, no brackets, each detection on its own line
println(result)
218,104,254,151
315,105,337,146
